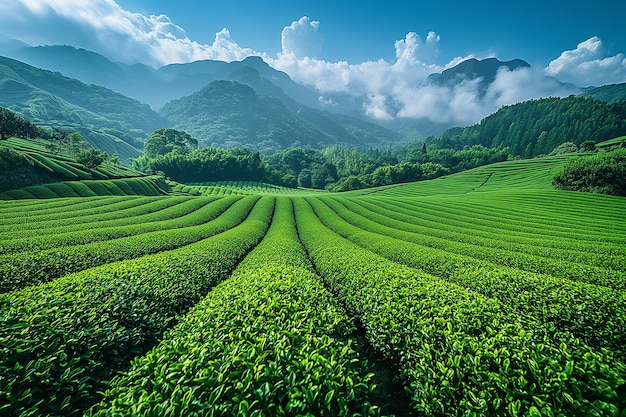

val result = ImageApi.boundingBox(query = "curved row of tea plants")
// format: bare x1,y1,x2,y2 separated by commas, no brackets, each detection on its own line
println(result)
0,196,173,233
0,195,113,218
0,196,250,292
90,197,380,416
0,177,166,200
345,197,626,267
318,197,626,289
294,197,626,416
0,197,214,254
0,197,274,417
308,197,626,357
377,194,626,247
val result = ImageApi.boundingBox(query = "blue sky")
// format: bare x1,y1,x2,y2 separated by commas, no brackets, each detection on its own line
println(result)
114,0,625,67
0,0,624,123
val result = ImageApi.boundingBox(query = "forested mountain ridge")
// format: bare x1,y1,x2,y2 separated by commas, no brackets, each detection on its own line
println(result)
3,45,321,110
431,96,626,157
0,56,168,162
159,80,401,154
581,83,626,103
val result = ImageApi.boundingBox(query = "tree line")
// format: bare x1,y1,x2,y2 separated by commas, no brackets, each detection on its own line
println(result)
134,129,509,191
430,96,626,158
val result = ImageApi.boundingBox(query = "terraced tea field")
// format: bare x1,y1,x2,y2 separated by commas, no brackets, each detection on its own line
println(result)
1,156,625,416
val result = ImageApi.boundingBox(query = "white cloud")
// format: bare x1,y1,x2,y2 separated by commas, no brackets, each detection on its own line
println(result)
270,26,446,97
0,2,606,126
395,31,440,66
546,36,626,86
0,0,256,66
281,16,323,59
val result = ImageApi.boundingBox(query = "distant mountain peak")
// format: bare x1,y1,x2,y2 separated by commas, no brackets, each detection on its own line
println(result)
427,57,531,92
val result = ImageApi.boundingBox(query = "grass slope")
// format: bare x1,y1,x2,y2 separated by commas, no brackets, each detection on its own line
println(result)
0,137,166,198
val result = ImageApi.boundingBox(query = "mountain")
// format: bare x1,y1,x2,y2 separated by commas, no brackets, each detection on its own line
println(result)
0,56,168,163
427,58,531,94
159,80,401,154
581,83,626,103
430,96,626,157
3,45,322,110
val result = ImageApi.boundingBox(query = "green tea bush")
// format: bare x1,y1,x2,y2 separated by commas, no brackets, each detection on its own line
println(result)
0,197,274,417
294,198,626,416
91,197,379,416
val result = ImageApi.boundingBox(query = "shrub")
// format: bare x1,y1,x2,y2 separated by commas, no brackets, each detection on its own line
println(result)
553,149,626,196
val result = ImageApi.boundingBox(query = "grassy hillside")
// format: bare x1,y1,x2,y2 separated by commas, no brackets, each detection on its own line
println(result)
1,156,625,416
582,83,626,103
0,137,166,198
347,154,570,197
0,56,167,163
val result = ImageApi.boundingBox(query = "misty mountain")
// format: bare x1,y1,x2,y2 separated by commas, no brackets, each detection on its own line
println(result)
3,44,322,110
0,56,167,162
427,58,531,94
2,44,458,140
159,80,401,154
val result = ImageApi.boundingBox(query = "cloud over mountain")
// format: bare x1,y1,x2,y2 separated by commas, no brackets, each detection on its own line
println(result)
0,0,254,66
0,1,617,126
546,37,626,87
281,16,323,59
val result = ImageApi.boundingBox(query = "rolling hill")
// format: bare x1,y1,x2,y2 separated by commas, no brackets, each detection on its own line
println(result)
159,79,401,153
0,136,166,198
581,82,626,103
0,56,168,163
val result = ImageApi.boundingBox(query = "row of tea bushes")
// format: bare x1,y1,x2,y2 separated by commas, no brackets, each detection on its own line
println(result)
310,197,626,358
0,197,212,254
91,197,379,416
0,196,249,292
294,198,626,416
0,197,275,417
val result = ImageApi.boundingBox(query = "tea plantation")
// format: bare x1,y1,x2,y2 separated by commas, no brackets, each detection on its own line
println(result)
1,156,625,416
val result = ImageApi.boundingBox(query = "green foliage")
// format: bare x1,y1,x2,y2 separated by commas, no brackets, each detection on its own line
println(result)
143,128,198,158
0,196,253,292
579,140,597,152
133,146,265,184
75,148,106,169
294,197,626,416
0,197,274,417
431,97,626,157
553,149,626,196
91,198,379,416
550,141,578,155
315,196,626,356
0,106,43,140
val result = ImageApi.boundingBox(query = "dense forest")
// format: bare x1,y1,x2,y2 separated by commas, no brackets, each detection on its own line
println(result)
133,128,510,191
430,96,626,158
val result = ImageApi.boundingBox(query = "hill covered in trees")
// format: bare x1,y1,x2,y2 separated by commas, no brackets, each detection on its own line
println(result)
0,56,167,163
430,96,626,158
159,80,401,154
581,83,626,103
